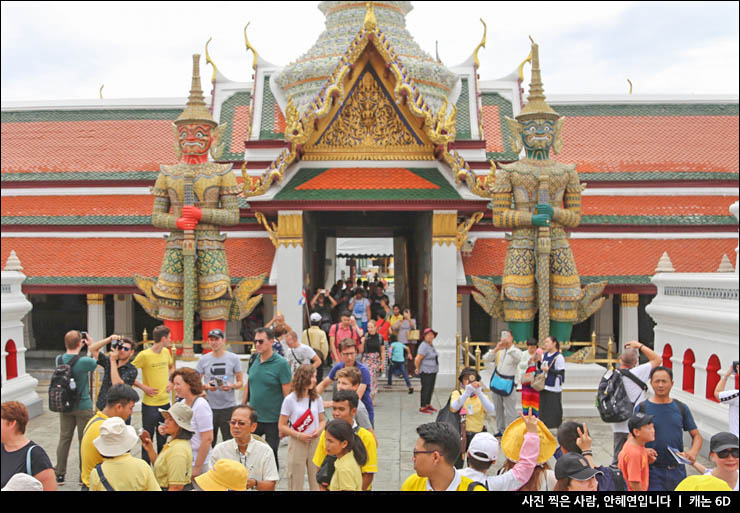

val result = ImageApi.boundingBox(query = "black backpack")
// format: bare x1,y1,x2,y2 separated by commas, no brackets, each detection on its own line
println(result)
48,354,82,413
596,368,647,423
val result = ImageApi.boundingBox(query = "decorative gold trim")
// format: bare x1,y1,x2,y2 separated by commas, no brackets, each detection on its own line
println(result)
473,19,487,70
433,212,457,246
621,293,639,308
205,37,218,83
99,84,104,100
517,48,533,82
87,293,104,305
455,211,484,250
363,2,377,32
244,22,258,71
254,212,278,248
457,294,463,309
627,78,633,95
277,212,303,248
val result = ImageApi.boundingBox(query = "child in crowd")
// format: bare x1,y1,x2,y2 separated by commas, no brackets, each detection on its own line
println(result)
388,335,413,394
618,413,657,491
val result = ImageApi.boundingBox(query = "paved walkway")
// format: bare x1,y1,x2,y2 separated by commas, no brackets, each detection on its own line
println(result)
24,379,709,491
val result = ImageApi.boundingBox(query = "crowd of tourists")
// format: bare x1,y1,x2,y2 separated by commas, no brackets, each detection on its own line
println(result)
1,310,737,492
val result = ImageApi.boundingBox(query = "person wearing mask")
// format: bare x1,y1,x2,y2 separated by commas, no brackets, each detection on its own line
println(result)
401,422,487,491
88,417,160,491
54,330,99,486
460,411,541,491
360,319,386,405
618,413,657,491
608,340,662,466
209,405,279,491
449,367,496,466
1,401,57,491
553,453,602,491
80,384,139,490
139,401,194,491
132,324,175,464
518,338,543,417
539,336,565,431
170,368,213,478
196,329,243,448
690,432,738,491
415,328,440,414
279,364,326,491
635,366,702,491
242,327,292,470
484,330,522,436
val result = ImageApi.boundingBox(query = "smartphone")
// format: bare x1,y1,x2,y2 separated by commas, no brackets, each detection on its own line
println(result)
214,377,223,387
81,331,88,340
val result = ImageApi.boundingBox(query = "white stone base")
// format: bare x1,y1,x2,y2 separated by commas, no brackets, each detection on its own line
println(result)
671,389,734,459
1,374,43,418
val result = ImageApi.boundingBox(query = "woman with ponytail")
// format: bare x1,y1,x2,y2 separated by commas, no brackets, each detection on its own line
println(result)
324,419,367,491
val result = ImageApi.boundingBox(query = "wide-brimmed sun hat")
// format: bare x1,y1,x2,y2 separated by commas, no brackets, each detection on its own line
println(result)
160,401,194,432
422,328,438,339
674,475,732,491
93,417,139,457
195,459,248,491
501,416,557,464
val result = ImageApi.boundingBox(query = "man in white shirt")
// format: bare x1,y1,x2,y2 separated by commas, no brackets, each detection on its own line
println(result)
283,330,321,375
484,331,521,437
209,405,279,491
714,363,739,438
608,340,662,465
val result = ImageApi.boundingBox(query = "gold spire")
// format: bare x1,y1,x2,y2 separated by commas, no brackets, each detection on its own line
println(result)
473,19,487,69
363,2,377,32
175,54,216,126
205,37,219,83
244,22,258,71
516,36,560,122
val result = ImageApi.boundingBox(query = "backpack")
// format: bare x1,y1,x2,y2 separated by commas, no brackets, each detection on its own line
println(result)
48,354,83,413
596,465,627,492
596,368,648,423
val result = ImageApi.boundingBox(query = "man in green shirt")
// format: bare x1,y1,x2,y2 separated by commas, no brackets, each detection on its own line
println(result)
55,330,98,486
243,327,291,470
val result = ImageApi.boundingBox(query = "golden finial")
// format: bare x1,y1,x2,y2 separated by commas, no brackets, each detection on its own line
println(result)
517,48,533,82
627,78,633,94
516,36,560,122
205,37,219,83
435,40,441,63
473,19,487,69
363,2,377,32
99,84,104,99
175,54,217,127
243,22,258,71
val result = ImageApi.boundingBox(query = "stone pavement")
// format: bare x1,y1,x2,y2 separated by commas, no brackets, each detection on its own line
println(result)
24,377,710,491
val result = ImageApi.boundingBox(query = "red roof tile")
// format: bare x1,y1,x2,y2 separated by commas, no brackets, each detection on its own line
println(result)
230,106,250,155
0,237,275,279
1,195,154,217
295,168,441,190
555,116,739,173
482,105,505,153
581,196,739,216
274,103,286,134
1,120,178,173
463,238,737,277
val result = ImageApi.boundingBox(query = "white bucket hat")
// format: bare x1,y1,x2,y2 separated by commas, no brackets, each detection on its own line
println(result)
2,473,44,491
93,417,139,457
160,401,194,432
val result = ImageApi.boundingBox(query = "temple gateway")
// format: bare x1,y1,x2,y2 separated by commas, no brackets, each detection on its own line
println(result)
2,0,738,404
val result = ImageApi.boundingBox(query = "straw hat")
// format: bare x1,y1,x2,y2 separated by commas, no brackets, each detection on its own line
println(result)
674,475,732,492
501,416,557,465
160,401,194,432
93,417,139,457
195,459,248,491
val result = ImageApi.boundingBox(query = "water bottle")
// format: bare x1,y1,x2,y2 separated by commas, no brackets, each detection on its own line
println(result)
70,378,76,391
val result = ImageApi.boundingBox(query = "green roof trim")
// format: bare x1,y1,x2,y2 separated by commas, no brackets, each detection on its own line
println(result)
455,78,471,140
549,103,739,117
1,109,182,123
259,75,284,140
273,167,463,201
577,171,739,181
480,93,520,161
218,91,251,161
466,275,653,285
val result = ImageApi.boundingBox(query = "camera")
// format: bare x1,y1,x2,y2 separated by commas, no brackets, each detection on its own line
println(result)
112,340,122,350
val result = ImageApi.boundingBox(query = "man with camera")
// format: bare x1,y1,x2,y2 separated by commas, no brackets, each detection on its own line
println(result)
715,361,739,438
54,330,99,486
87,334,140,420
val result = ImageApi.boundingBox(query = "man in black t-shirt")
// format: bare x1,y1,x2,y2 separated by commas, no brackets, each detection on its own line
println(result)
87,335,139,415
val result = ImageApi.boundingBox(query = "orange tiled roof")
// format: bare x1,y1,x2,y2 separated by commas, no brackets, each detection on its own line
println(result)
581,195,739,217
229,105,251,155
481,105,505,153
295,168,441,190
1,195,154,217
0,237,275,280
1,120,178,173
554,115,739,173
463,238,738,277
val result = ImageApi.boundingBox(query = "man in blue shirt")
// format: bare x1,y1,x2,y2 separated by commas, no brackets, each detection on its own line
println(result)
634,366,703,491
317,338,375,426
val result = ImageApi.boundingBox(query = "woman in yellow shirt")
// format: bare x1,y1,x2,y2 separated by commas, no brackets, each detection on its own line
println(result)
324,419,367,491
140,401,194,491
449,367,496,467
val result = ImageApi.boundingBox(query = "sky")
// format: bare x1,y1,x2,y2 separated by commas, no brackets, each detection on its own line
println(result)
1,1,738,103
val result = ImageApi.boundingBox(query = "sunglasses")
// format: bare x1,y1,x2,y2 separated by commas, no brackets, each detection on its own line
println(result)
119,346,132,351
254,339,268,345
716,448,739,459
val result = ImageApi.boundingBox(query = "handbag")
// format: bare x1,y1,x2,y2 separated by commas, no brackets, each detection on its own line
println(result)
489,349,515,397
316,455,337,486
408,329,420,341
292,398,315,434
531,371,547,392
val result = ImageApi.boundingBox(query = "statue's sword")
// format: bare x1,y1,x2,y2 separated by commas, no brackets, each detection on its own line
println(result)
535,172,551,344
181,169,197,360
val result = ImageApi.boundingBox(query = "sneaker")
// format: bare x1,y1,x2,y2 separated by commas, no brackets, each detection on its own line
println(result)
427,405,438,412
493,432,503,438
56,474,65,486
408,387,414,395
419,406,430,413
